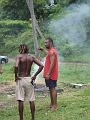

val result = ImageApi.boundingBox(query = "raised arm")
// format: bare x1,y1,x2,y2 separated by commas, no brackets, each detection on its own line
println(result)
38,47,48,54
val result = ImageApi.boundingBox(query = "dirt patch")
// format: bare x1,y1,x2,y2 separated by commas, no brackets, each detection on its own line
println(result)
0,82,15,94
8,58,15,63
0,82,16,108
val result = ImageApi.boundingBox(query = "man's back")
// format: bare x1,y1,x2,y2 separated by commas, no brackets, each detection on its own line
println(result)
16,54,34,77
14,44,43,120
15,44,43,82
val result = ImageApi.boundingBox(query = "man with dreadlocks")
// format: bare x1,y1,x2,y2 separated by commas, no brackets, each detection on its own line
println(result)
14,44,43,120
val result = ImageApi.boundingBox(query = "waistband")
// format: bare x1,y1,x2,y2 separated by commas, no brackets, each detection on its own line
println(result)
19,77,31,79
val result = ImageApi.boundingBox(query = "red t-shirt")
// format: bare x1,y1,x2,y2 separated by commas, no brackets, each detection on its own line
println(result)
43,47,58,80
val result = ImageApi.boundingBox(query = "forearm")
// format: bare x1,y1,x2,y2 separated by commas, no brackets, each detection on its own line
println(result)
14,66,18,79
45,63,54,80
47,52,56,75
39,48,48,54
43,48,48,54
47,63,54,75
34,66,43,77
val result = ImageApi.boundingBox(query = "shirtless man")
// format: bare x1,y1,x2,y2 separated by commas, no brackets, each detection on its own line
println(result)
14,44,43,120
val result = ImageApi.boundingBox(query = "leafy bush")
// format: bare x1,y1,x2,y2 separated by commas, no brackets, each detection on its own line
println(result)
0,0,78,20
0,0,30,20
0,20,34,55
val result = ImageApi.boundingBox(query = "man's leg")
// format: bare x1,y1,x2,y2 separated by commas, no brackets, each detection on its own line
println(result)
29,101,35,120
49,88,53,108
50,87,57,110
18,100,24,120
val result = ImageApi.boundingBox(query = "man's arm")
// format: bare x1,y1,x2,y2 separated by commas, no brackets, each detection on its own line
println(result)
14,66,18,81
0,64,3,74
38,47,48,54
31,56,43,81
14,56,20,81
45,51,56,80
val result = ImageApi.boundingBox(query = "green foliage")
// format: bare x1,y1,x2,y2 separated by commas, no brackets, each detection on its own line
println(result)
0,20,29,27
0,0,30,20
0,0,78,20
0,20,33,55
34,0,47,19
60,40,73,57
0,20,29,40
0,0,50,20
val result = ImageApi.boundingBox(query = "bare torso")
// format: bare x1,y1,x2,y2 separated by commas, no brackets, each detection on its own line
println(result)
16,54,34,77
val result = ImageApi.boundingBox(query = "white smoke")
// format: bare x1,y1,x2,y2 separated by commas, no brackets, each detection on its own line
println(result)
48,4,90,45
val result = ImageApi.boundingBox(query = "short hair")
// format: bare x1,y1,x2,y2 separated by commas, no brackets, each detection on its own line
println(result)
46,37,54,46
19,44,29,54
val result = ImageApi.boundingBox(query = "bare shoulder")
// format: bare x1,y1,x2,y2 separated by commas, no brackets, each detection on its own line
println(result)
28,54,35,60
15,54,21,60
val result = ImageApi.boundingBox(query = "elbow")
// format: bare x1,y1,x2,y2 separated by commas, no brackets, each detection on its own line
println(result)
40,65,44,71
41,65,44,70
37,65,43,73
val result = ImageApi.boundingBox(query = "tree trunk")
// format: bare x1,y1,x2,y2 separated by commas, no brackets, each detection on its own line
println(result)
26,0,39,56
35,19,45,40
26,0,45,57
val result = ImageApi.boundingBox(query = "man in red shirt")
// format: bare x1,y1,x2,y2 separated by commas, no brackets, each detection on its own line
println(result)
39,37,58,111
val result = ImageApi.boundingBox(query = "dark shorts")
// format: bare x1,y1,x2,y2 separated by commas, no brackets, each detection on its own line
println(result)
45,79,57,89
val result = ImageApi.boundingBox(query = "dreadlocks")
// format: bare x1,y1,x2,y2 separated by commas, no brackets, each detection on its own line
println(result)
19,44,29,54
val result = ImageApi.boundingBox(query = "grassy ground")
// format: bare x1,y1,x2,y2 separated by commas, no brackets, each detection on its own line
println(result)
0,63,14,83
0,86,90,120
0,62,90,84
58,62,90,84
0,63,90,120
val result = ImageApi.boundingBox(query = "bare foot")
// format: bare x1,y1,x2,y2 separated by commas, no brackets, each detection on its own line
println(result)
49,104,52,108
50,105,57,111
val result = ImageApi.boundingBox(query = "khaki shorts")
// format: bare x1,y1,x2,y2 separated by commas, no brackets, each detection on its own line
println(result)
15,77,35,101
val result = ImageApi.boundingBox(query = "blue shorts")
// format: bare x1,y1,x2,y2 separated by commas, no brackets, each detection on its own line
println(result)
45,79,57,89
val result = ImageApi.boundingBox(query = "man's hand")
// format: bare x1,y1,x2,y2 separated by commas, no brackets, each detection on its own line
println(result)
31,75,36,86
38,47,43,51
15,76,21,82
31,75,36,81
45,73,50,80
38,47,48,54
